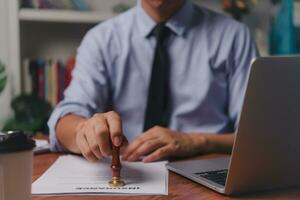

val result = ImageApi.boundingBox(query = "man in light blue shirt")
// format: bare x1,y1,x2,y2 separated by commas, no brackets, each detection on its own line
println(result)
48,0,258,162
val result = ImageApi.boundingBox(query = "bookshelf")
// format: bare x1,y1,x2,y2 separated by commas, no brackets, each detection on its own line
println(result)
6,0,136,98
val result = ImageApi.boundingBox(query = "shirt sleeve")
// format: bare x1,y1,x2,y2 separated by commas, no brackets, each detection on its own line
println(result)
48,29,110,152
227,24,259,130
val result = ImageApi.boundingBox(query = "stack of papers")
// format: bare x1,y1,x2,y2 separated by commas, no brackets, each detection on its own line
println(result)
34,139,50,154
32,155,168,196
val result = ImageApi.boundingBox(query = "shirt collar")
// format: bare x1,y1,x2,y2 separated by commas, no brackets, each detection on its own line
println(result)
136,0,195,38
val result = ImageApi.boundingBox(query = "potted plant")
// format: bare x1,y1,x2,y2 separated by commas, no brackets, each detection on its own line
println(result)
1,60,52,134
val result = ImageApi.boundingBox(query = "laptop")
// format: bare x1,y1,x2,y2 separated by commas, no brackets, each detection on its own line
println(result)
166,57,300,195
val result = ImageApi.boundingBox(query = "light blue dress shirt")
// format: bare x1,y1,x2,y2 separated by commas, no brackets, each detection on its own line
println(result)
48,0,259,151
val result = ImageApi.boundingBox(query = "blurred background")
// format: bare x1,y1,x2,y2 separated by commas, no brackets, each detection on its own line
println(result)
0,0,296,134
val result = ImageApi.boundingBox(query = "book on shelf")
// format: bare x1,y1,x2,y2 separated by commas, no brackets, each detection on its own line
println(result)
19,0,91,11
21,59,32,94
22,57,75,107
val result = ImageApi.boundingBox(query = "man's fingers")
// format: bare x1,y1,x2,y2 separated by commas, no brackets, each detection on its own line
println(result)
76,111,127,161
77,131,99,162
122,136,145,160
105,111,123,147
120,137,129,155
93,116,111,157
93,124,111,157
85,124,103,159
123,130,156,159
126,139,165,161
142,145,173,163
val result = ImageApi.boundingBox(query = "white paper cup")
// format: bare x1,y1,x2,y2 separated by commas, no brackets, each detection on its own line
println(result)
0,131,35,200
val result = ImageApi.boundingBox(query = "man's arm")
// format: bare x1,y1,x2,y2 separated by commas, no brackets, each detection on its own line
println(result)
123,126,234,162
56,114,87,154
48,27,124,157
201,132,234,154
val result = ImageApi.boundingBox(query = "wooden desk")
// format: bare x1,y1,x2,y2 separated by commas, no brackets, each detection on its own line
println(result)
32,153,300,200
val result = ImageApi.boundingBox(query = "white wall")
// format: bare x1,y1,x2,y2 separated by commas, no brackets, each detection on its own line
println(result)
0,0,13,127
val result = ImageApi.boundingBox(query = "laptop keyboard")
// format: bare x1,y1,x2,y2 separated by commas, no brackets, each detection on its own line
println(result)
194,169,228,186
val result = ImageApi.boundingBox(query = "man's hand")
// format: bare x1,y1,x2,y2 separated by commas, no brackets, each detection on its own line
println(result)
75,111,128,162
122,126,208,163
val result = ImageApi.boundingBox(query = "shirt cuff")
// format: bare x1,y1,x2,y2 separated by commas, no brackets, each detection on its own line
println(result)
47,105,92,152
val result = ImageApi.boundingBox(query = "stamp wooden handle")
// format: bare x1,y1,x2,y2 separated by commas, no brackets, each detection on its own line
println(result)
109,143,125,187
111,145,121,178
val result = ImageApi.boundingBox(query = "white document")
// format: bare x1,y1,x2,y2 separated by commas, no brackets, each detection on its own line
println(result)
32,155,168,196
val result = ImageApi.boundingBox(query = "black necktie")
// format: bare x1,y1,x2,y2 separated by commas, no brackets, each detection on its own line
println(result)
143,23,171,131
